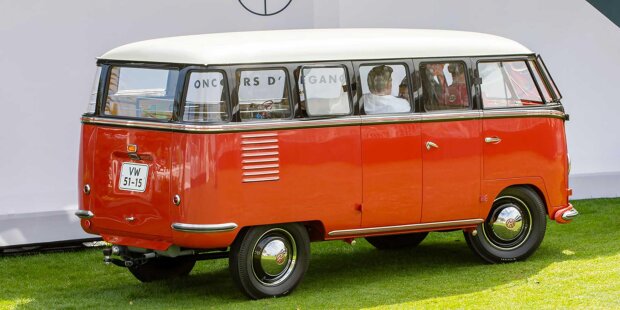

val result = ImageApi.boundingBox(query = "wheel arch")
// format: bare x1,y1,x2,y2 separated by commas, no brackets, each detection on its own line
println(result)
482,178,552,220
231,220,326,246
497,184,549,217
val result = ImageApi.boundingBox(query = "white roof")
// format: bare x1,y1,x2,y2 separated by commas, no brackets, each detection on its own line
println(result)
100,29,532,65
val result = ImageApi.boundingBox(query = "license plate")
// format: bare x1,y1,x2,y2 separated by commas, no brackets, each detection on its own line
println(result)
119,163,149,192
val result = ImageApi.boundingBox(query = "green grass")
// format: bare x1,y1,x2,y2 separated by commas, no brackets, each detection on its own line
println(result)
1,198,619,309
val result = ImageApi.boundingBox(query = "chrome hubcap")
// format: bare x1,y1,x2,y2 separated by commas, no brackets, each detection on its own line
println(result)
482,196,532,250
490,206,524,241
252,228,297,286
260,239,289,276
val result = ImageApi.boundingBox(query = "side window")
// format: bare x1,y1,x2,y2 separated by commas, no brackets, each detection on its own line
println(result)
236,69,291,121
184,71,230,122
358,64,411,114
420,62,470,111
299,66,351,116
478,61,543,108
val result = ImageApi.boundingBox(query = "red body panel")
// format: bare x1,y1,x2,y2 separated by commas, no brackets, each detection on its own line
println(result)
78,125,97,235
482,116,568,216
421,119,482,222
89,126,174,242
78,114,570,251
360,123,422,227
170,126,362,248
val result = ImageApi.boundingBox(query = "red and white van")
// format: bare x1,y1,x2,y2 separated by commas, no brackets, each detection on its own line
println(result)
77,29,577,299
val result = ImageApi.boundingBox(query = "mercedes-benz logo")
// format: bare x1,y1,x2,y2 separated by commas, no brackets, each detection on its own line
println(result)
239,0,292,16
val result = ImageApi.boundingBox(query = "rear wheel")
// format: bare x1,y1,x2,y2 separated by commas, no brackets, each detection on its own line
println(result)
229,223,310,299
128,256,196,282
464,186,547,263
366,232,428,250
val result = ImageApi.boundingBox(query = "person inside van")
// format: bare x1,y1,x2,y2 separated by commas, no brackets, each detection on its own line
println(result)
363,65,410,114
446,63,468,106
398,77,410,101
425,63,449,108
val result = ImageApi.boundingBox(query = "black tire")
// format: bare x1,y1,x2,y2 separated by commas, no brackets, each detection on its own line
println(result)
464,186,547,263
128,256,196,282
365,232,429,250
229,223,310,299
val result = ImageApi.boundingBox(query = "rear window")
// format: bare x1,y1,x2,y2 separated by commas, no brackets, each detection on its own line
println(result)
104,67,178,120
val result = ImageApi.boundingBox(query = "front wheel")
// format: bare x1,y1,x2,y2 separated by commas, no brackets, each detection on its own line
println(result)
464,186,547,263
229,223,310,299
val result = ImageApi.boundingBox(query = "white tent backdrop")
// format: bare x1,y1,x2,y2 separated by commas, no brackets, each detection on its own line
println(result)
1,0,618,246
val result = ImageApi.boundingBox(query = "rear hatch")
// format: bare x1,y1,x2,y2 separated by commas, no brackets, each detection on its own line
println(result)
89,65,179,239
91,127,173,238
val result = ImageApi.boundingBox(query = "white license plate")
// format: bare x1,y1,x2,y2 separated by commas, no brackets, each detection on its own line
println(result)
118,163,149,192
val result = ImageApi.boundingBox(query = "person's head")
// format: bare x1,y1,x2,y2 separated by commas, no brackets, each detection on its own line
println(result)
398,77,409,100
368,65,393,95
428,63,445,76
448,63,465,82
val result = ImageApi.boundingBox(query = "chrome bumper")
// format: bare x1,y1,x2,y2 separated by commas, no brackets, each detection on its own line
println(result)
75,210,94,219
561,208,579,221
171,222,238,233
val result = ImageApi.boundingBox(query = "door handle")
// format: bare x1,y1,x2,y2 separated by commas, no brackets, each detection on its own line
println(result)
485,137,502,144
426,141,439,150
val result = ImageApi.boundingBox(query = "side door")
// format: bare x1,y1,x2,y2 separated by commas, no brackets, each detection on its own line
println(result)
418,59,482,223
356,60,423,227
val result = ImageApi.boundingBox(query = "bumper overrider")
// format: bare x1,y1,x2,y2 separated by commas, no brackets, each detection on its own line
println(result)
553,203,579,224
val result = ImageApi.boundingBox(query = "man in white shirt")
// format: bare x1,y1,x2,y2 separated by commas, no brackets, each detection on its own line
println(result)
362,65,411,114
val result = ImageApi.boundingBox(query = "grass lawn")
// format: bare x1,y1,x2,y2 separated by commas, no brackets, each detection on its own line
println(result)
1,198,619,309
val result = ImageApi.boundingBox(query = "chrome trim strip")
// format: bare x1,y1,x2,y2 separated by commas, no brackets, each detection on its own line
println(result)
171,222,238,233
241,139,278,145
361,114,423,124
243,164,279,170
242,145,279,151
82,116,361,133
243,176,280,183
75,210,94,219
242,157,279,164
327,219,484,237
241,133,278,138
483,109,565,119
82,109,565,133
243,170,279,176
422,111,482,122
562,208,579,221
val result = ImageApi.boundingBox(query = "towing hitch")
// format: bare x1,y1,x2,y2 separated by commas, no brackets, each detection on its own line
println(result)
103,245,155,268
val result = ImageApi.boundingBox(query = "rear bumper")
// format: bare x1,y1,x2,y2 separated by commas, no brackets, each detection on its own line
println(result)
553,203,579,224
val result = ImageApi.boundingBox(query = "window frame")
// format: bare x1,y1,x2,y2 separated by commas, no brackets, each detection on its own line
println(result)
86,65,104,116
98,62,183,123
298,64,354,117
233,66,294,122
536,55,563,101
418,59,473,113
355,60,414,115
475,57,548,110
180,67,232,124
